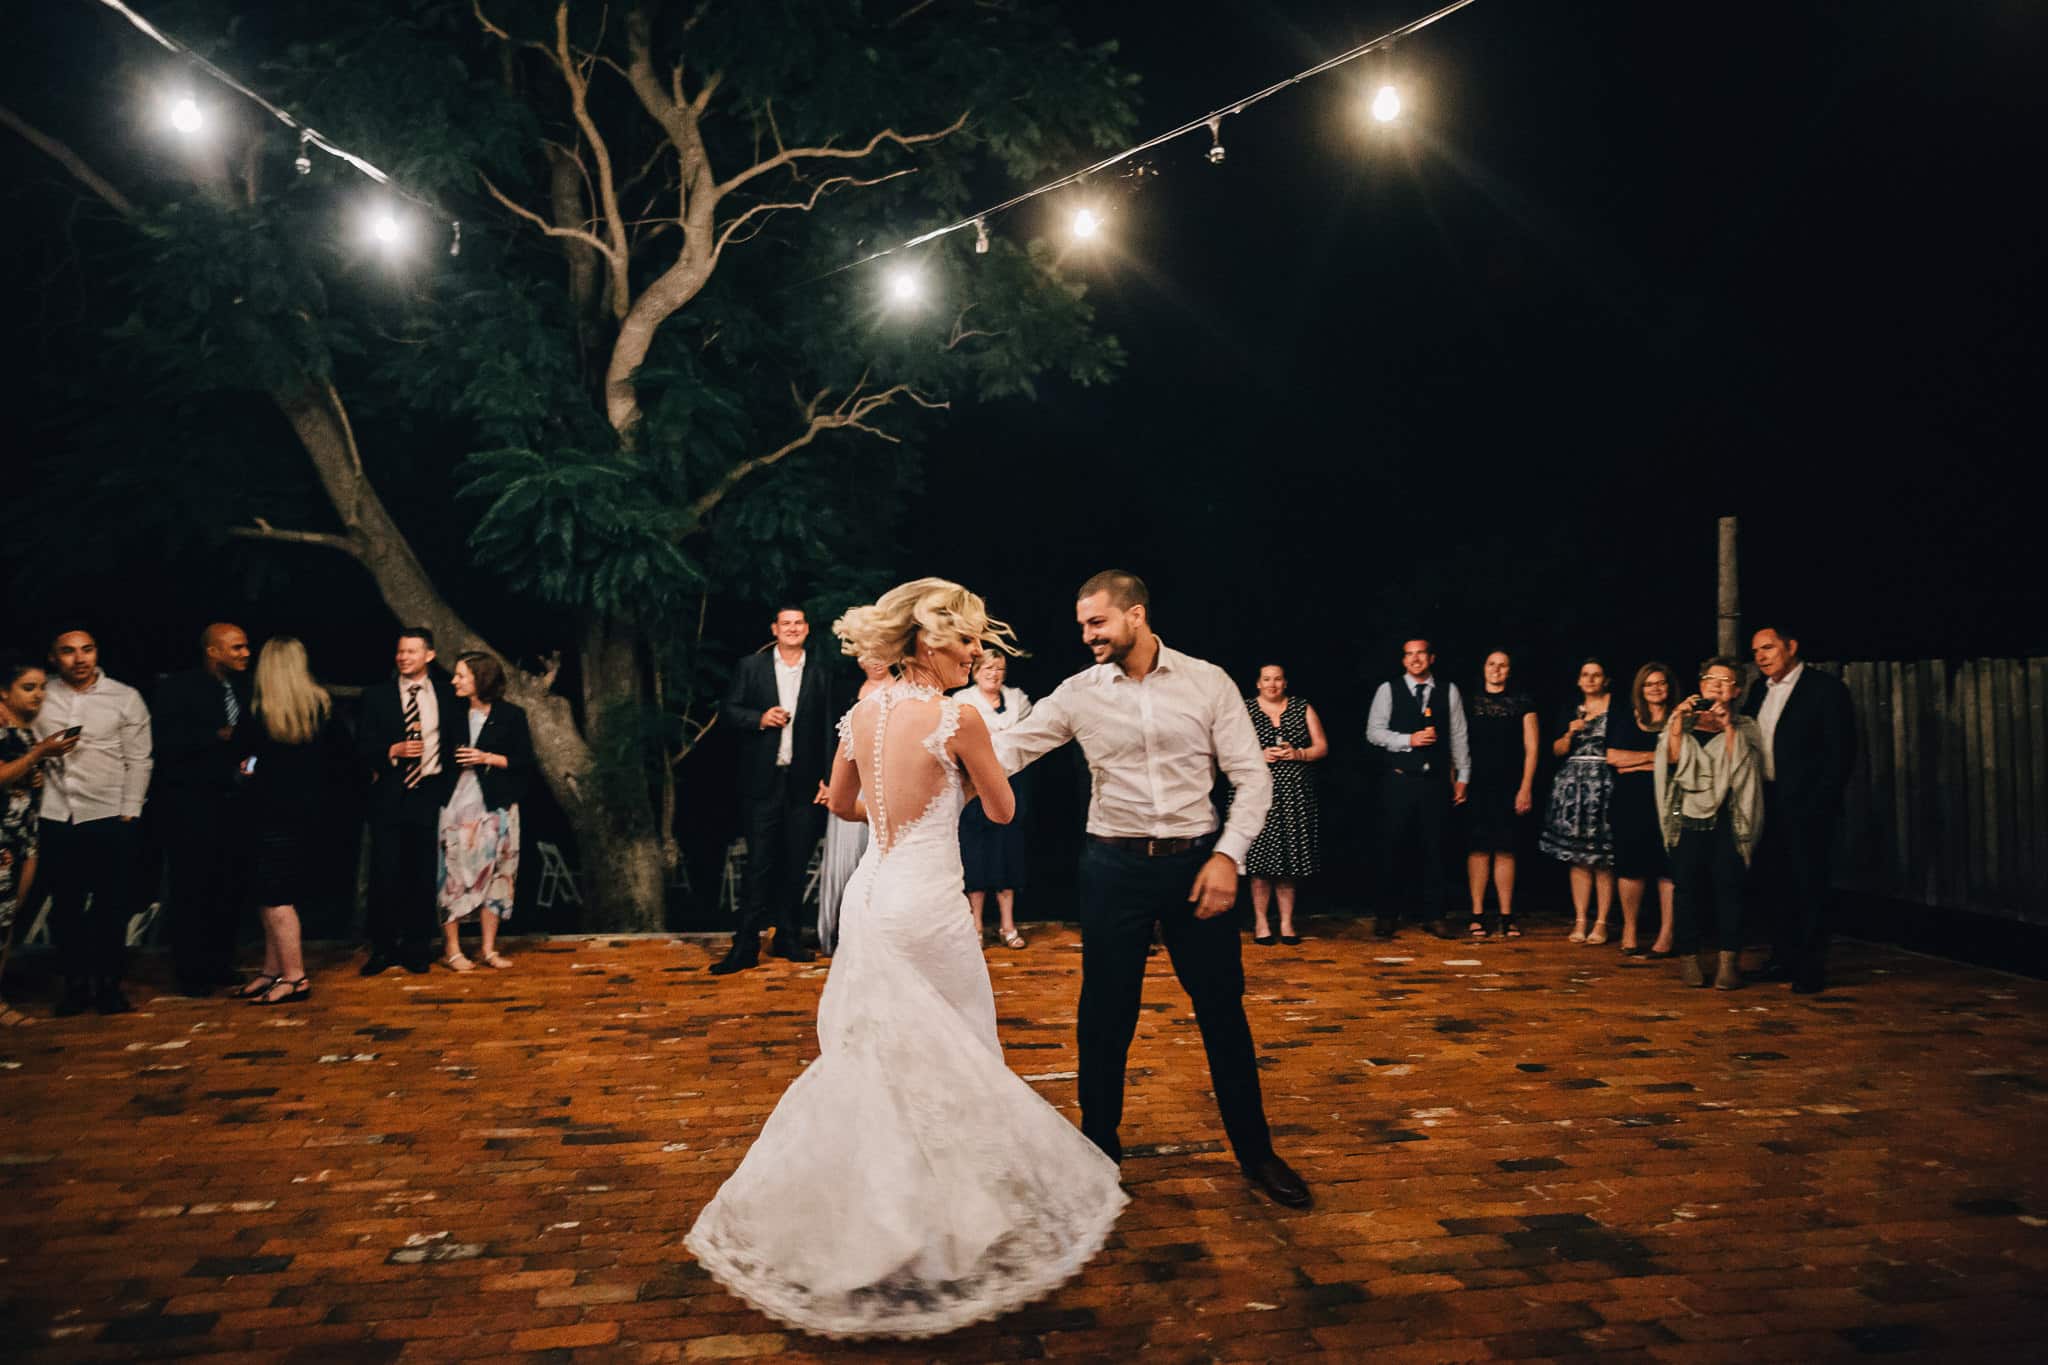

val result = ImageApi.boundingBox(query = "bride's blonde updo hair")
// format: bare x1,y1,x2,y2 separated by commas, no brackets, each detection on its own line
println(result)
833,577,1023,671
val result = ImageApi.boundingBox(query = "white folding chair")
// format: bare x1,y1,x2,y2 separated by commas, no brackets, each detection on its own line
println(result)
534,840,583,910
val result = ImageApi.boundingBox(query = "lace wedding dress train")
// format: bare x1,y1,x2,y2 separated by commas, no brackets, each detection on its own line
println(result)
685,685,1127,1339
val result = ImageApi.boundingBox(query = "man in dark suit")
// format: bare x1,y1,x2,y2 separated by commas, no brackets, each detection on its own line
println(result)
357,627,462,975
1744,623,1856,994
712,607,834,974
152,622,253,996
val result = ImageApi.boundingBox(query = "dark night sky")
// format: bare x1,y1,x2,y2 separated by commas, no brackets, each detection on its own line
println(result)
5,1,2042,811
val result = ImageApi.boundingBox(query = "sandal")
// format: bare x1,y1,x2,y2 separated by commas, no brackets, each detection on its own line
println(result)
1568,928,1588,944
255,977,310,1006
999,929,1027,950
1502,919,1523,938
440,952,475,973
480,951,513,969
231,974,280,1000
1468,920,1489,939
1587,925,1609,946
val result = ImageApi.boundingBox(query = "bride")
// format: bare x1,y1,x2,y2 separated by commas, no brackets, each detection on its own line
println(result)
685,578,1128,1339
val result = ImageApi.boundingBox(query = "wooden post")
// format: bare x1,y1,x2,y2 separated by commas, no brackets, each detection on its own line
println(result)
1716,515,1740,658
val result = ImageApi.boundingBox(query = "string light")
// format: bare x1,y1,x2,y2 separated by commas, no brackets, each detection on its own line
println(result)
1071,207,1102,240
885,265,923,306
832,0,1480,282
90,0,457,253
1205,117,1226,165
1371,84,1403,123
973,218,989,254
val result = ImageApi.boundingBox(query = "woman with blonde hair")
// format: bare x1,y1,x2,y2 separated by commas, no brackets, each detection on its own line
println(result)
236,637,339,1005
687,578,1126,1340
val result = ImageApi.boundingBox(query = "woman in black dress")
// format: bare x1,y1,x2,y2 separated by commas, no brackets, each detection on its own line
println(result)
1605,663,1676,957
235,637,340,1006
1463,650,1538,938
1244,664,1328,945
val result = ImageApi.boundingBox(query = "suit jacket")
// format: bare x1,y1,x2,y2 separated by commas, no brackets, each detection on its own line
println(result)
152,667,252,799
723,648,835,800
358,668,464,817
1743,665,1855,827
457,700,536,811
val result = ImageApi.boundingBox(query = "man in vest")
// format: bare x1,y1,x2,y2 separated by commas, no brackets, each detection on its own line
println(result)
1366,637,1470,940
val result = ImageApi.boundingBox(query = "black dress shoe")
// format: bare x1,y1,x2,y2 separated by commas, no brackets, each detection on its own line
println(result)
1242,1154,1312,1209
54,984,93,1017
770,941,816,964
1791,973,1827,995
1757,959,1795,983
708,947,759,976
95,986,135,1016
1426,920,1458,941
1373,919,1396,940
401,955,432,974
174,980,215,999
359,953,397,977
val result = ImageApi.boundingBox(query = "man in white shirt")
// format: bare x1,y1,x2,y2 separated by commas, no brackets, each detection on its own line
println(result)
997,571,1309,1209
1365,638,1471,940
34,628,154,1015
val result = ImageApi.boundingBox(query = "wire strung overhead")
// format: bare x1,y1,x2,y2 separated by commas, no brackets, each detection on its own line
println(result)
843,0,1481,281
89,0,458,251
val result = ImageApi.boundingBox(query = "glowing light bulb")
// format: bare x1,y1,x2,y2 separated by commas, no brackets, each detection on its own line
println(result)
169,95,202,134
1072,207,1101,239
372,212,401,244
886,266,921,305
1370,84,1402,124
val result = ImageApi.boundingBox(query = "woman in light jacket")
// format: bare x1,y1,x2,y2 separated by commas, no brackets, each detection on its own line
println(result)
1655,656,1764,991
953,652,1033,948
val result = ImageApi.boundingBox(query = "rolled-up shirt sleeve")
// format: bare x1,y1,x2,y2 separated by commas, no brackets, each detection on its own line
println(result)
1366,681,1408,752
1210,677,1273,871
993,681,1075,776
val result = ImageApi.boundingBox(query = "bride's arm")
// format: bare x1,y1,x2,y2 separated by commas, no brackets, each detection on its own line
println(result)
952,706,1015,824
826,747,865,822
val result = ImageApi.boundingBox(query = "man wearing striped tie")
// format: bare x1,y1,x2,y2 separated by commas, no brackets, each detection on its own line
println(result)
153,622,253,996
360,628,463,975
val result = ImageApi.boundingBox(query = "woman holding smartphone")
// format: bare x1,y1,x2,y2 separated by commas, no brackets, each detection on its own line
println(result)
436,653,533,970
1,658,80,1025
1655,657,1765,990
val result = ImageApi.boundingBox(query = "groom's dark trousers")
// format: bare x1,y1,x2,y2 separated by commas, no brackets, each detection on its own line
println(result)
1076,835,1273,1166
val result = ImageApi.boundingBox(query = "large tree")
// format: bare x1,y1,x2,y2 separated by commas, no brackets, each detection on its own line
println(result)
6,0,1135,928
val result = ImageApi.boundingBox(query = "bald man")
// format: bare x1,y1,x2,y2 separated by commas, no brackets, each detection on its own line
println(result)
153,622,253,996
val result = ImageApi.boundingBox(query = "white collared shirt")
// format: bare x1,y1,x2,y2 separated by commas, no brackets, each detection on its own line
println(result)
399,674,442,777
1365,673,1473,783
953,684,1033,733
994,642,1273,870
773,649,806,766
34,671,154,823
1755,661,1803,782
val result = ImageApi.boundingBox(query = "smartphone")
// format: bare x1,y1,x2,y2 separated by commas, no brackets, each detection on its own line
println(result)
59,725,84,740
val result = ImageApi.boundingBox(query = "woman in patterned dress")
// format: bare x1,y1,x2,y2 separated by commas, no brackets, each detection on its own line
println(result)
1540,658,1617,942
1243,664,1327,946
1,658,75,1026
436,653,534,971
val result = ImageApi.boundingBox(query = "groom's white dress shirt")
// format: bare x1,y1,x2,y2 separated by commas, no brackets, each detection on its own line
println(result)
995,642,1273,871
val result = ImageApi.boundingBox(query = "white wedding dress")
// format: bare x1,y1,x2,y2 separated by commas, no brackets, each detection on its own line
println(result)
685,684,1127,1339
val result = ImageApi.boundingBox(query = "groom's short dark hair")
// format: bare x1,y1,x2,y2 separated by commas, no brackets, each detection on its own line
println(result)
1077,570,1149,611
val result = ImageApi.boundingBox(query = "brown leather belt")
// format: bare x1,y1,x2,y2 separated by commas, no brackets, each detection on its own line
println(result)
1089,834,1212,857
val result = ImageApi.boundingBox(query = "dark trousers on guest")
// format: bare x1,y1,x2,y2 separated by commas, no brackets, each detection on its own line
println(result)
736,767,824,954
41,817,139,988
1672,815,1744,955
367,791,442,964
1075,837,1273,1168
161,795,243,988
1378,772,1451,930
1756,786,1836,984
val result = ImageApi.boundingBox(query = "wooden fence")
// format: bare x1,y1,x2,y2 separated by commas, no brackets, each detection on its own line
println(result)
1828,658,2048,923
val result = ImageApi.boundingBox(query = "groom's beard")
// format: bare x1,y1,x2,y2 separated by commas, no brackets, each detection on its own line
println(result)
1090,636,1133,667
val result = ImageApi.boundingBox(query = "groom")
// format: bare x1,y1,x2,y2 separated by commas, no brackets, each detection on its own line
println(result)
996,571,1311,1209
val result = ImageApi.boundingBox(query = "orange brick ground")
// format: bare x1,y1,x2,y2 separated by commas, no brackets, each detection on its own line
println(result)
3,924,2045,1363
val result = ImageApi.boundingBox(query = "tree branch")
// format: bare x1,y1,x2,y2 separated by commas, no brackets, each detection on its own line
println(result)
480,171,619,263
679,382,947,531
0,102,137,218
228,518,366,559
716,112,969,197
713,169,912,256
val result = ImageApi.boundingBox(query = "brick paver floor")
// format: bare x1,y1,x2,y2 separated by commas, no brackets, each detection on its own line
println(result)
3,924,2045,1362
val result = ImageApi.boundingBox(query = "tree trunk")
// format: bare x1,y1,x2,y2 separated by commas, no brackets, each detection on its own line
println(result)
276,383,669,932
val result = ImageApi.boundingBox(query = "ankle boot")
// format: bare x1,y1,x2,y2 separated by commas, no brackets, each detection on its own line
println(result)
1714,951,1744,990
1679,952,1707,988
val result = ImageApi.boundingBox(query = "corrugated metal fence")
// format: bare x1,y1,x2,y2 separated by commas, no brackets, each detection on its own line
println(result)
1827,658,2047,923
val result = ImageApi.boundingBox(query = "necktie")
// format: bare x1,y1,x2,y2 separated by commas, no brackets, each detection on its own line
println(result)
403,684,425,788
223,681,241,729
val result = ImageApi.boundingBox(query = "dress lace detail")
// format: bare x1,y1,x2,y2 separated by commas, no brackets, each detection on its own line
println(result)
685,679,1125,1339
